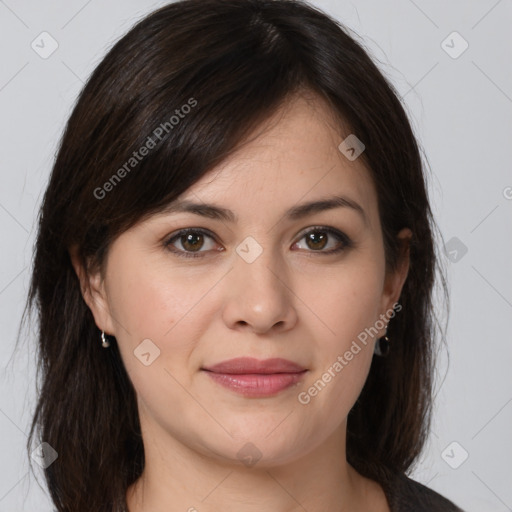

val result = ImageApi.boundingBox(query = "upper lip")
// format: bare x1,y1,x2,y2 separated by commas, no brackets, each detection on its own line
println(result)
202,357,306,374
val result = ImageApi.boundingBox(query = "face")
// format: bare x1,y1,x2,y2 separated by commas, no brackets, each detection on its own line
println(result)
77,93,410,468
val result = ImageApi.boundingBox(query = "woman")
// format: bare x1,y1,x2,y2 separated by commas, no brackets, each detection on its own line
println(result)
23,0,464,510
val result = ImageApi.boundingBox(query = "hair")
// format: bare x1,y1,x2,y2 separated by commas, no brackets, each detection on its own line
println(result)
17,0,449,510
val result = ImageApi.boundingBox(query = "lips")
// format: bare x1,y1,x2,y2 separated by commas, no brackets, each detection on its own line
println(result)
202,357,307,397
202,357,306,374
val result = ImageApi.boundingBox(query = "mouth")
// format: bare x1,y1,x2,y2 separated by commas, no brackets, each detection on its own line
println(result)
201,357,308,398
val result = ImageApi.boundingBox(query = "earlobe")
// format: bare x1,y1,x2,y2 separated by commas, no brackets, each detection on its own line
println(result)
68,245,115,335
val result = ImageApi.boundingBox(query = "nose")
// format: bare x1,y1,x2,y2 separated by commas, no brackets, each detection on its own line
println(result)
221,241,298,334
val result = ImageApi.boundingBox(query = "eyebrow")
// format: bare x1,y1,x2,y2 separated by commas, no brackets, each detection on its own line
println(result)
161,195,368,226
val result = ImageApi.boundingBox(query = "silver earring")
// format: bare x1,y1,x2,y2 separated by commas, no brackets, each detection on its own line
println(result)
374,329,390,357
101,330,110,348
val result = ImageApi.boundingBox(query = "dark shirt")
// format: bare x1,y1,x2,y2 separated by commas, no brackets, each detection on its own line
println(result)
383,472,465,511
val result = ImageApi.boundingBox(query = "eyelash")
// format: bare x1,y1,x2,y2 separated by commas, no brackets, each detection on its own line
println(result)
163,226,354,259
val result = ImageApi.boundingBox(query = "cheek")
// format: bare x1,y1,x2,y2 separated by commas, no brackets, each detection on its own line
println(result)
105,255,211,381
294,261,382,416
107,251,207,339
309,259,384,354
106,260,210,430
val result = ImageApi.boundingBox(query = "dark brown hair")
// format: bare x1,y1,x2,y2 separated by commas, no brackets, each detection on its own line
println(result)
18,0,449,510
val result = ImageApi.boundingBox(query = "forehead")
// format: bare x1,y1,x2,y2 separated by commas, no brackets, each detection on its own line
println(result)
167,93,379,230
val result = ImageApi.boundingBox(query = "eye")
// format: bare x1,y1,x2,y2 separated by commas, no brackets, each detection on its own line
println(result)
292,226,353,255
164,226,353,259
164,228,220,258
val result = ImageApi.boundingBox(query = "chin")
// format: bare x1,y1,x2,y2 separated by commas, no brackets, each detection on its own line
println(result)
196,429,312,469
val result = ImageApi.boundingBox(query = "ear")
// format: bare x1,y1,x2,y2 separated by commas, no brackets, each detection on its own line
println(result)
378,227,412,334
69,245,116,335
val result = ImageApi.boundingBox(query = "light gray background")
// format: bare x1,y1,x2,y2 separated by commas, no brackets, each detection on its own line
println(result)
1,1,511,511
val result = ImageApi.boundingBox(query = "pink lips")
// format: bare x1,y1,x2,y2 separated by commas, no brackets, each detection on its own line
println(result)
202,357,307,397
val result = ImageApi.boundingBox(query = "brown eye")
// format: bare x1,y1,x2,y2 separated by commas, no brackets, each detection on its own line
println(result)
305,231,328,250
164,226,353,260
293,227,352,254
180,232,205,252
164,228,218,258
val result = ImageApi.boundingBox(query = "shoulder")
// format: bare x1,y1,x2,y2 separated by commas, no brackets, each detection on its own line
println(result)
382,472,465,512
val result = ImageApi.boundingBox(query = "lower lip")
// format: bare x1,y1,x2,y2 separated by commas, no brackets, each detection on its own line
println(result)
203,371,307,397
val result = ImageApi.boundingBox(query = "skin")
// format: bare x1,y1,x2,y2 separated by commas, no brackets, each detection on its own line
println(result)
72,92,411,512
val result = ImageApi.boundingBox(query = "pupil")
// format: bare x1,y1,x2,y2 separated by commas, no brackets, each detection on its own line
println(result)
308,232,326,250
183,233,202,251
